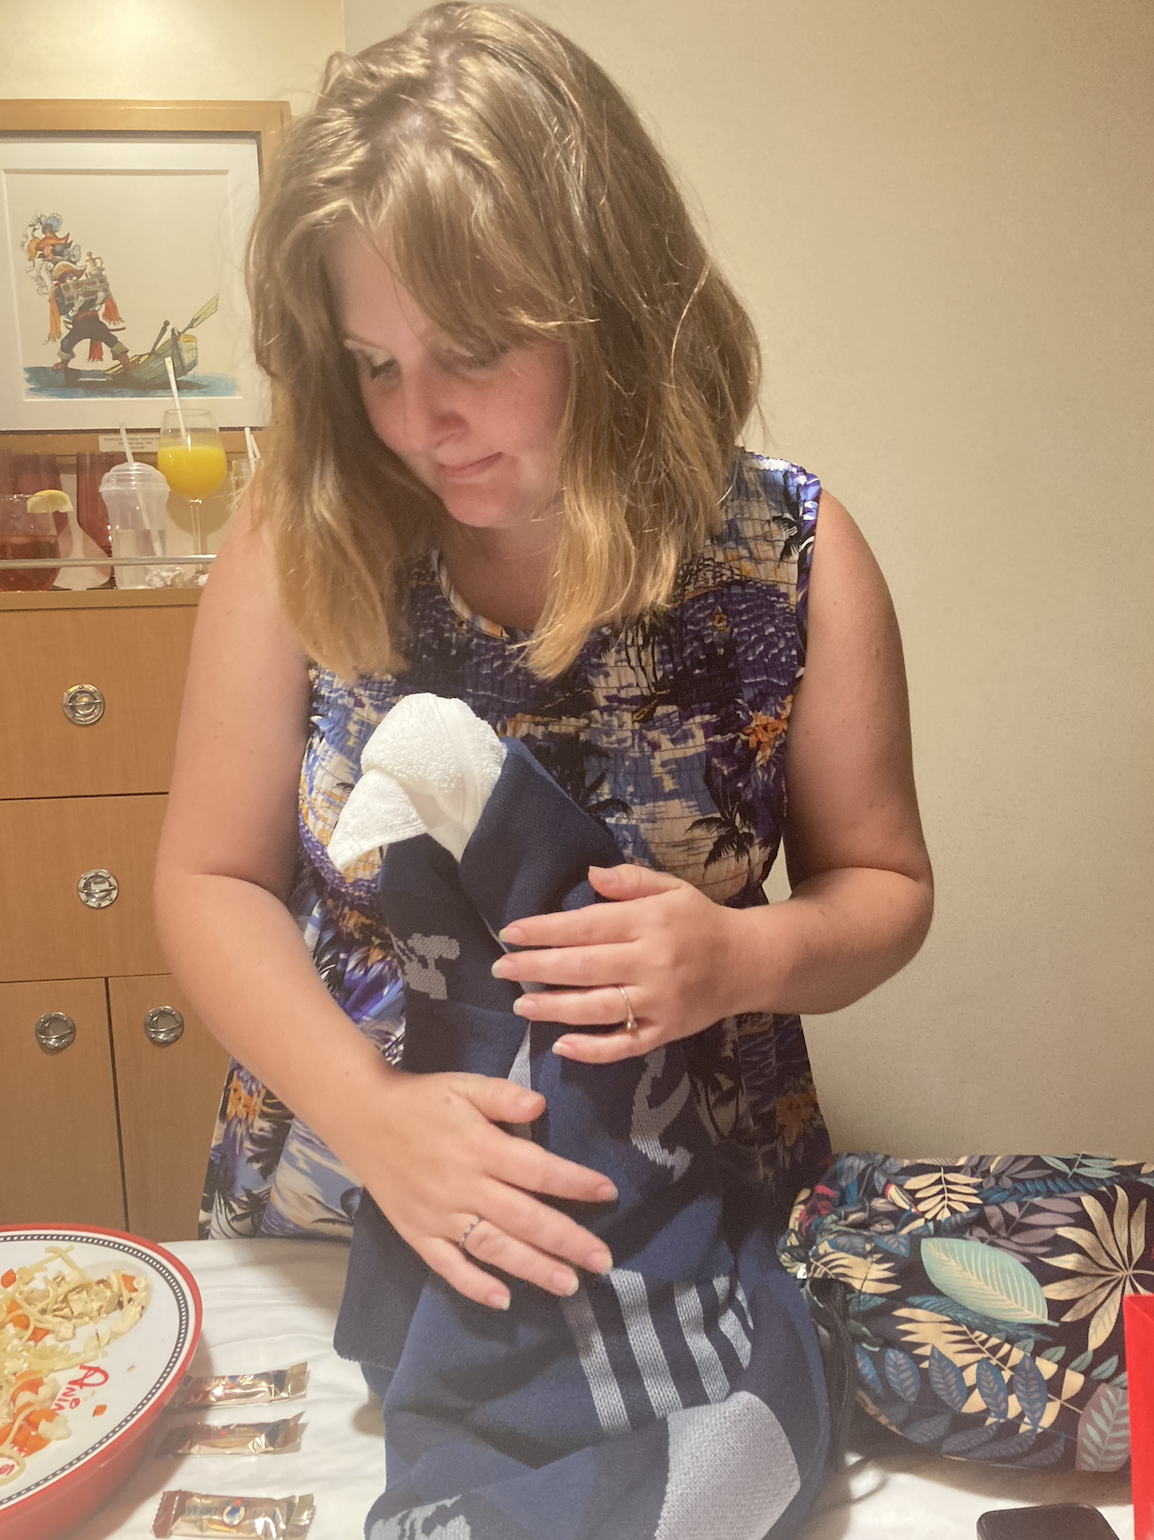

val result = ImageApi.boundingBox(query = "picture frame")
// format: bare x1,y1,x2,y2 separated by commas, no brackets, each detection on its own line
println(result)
0,100,288,438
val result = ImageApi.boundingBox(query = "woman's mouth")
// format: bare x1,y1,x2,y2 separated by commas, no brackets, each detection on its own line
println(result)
438,453,501,481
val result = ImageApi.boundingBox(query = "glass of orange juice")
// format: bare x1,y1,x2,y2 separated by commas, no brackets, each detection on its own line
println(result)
158,407,228,576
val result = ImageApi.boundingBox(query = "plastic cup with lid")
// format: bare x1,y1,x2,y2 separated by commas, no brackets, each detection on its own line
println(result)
98,461,172,588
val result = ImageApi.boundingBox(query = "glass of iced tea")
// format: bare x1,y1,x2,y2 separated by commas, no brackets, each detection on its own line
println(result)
0,495,61,591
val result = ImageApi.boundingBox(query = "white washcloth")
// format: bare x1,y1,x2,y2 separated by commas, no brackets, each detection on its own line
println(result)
328,694,506,870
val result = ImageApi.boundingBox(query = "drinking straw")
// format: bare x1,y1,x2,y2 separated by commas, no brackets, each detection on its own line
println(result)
118,422,135,465
164,356,186,435
244,425,261,462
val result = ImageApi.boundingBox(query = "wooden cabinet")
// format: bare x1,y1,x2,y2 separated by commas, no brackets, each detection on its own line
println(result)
0,605,194,799
0,588,230,1240
0,977,124,1228
0,795,169,982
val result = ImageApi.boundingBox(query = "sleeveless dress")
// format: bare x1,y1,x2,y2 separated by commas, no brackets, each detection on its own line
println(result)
199,450,831,1242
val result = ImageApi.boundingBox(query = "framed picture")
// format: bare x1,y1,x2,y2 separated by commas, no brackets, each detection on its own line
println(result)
0,100,288,433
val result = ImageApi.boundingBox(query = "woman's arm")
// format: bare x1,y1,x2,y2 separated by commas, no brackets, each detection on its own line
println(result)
488,489,934,1058
154,508,615,1304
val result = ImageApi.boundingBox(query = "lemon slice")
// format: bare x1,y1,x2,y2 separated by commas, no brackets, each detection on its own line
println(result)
26,489,74,515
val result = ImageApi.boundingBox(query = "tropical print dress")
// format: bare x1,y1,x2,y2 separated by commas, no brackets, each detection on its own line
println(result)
199,450,832,1241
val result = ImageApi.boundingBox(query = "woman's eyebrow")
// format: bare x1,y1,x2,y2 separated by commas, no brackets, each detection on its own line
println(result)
343,335,392,353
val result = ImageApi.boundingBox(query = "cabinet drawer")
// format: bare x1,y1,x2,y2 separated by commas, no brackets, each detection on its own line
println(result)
0,977,125,1228
0,795,168,982
0,606,195,799
109,974,231,1242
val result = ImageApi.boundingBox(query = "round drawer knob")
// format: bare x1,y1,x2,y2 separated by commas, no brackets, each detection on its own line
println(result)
143,1006,184,1046
62,683,105,726
77,868,119,909
34,1012,77,1053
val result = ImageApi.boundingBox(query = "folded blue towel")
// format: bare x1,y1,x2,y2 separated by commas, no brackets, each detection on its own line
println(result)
335,739,828,1540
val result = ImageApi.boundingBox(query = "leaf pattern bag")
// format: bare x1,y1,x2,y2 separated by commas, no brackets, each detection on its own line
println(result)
778,1152,1154,1471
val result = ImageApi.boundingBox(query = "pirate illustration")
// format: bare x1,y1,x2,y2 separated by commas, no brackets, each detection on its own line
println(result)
21,206,223,392
23,213,80,295
47,250,132,371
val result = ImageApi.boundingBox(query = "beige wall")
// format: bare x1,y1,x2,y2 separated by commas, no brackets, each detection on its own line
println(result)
0,0,342,115
346,0,1154,1160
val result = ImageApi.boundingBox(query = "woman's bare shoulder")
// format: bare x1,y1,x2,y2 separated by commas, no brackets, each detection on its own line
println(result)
784,488,932,891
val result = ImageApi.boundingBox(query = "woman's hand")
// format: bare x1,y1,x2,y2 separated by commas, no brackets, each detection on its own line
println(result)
491,864,752,1064
493,490,935,1060
359,1068,616,1311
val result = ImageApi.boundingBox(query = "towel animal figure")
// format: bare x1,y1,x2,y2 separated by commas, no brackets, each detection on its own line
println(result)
331,695,828,1540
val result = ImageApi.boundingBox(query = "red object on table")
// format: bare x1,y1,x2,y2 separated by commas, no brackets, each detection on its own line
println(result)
0,1225,202,1540
76,451,121,556
1127,1293,1154,1540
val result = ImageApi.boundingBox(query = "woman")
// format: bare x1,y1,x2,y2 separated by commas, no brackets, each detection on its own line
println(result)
156,1,931,1328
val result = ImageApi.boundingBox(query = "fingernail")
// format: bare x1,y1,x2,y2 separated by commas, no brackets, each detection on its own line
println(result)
551,1270,579,1297
551,1039,573,1056
491,958,513,978
588,865,612,876
586,1250,613,1274
489,1291,510,1310
498,925,524,944
596,1182,618,1202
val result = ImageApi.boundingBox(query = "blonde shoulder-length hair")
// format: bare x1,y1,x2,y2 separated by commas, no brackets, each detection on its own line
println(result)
250,1,760,680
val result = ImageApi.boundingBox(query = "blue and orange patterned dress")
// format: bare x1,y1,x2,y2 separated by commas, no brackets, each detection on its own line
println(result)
199,451,832,1240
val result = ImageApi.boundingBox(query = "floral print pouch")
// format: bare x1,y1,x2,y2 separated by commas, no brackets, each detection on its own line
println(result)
778,1152,1154,1470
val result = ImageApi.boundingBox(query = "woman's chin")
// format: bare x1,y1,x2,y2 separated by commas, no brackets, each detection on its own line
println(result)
440,490,530,532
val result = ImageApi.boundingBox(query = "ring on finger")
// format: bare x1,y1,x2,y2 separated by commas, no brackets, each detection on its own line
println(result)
457,1215,484,1253
615,984,638,1033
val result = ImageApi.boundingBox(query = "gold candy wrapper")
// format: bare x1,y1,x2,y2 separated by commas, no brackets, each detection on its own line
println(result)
156,1413,303,1458
152,1489,315,1538
175,1362,308,1409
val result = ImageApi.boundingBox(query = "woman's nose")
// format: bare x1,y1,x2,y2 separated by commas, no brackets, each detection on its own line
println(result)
397,368,464,451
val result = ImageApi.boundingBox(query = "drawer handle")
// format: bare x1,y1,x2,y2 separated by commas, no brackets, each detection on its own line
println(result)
34,1012,77,1053
143,1006,184,1046
62,683,105,726
77,868,119,908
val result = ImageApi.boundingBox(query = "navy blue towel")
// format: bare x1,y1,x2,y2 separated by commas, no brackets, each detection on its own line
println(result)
335,739,828,1540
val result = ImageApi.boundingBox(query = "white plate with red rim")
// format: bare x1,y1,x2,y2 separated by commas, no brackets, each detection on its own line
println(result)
0,1225,201,1540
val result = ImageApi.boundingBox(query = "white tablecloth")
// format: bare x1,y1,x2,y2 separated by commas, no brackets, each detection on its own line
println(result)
74,1238,1133,1539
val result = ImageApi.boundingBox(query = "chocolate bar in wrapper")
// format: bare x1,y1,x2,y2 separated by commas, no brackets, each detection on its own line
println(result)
175,1362,308,1409
156,1413,303,1458
152,1489,314,1538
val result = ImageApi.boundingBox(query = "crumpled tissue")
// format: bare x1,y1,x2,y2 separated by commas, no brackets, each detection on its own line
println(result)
328,693,506,870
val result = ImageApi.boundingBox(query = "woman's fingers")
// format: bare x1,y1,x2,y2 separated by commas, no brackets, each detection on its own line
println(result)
550,1024,662,1064
421,1236,513,1311
498,906,633,951
419,1212,593,1312
496,865,683,950
366,1071,621,1310
463,1073,546,1125
586,864,684,900
511,981,639,1027
464,1217,583,1298
463,1080,617,1206
495,942,632,990
476,1172,613,1275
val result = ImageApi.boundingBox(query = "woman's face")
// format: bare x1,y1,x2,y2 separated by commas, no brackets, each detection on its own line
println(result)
328,231,569,536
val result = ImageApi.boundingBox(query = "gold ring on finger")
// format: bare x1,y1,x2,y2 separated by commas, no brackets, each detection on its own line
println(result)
615,984,638,1033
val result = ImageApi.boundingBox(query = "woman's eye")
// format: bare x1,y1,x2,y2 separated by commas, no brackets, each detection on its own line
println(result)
365,358,396,382
453,345,508,373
